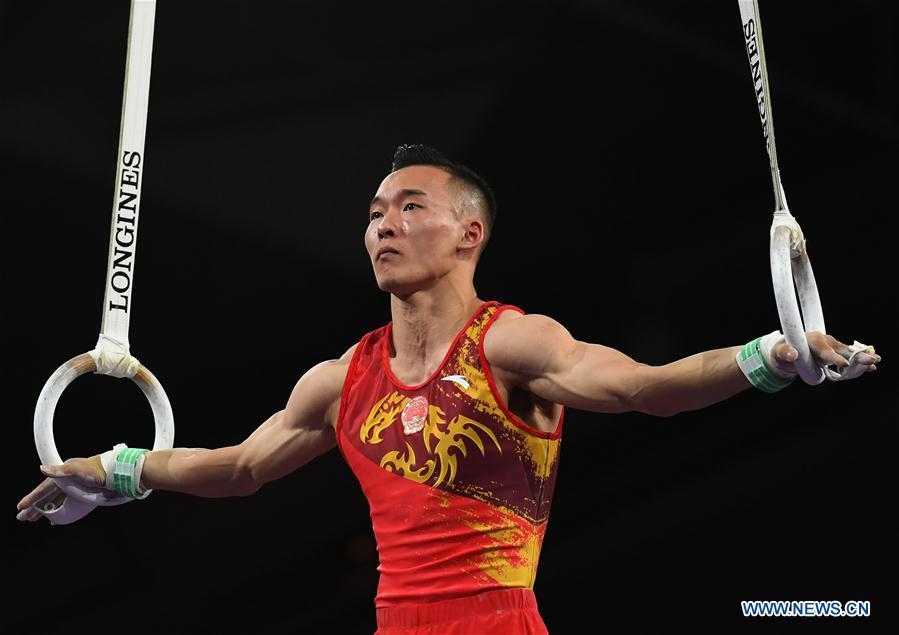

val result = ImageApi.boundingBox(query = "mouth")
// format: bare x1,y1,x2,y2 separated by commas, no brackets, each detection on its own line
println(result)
376,248,400,260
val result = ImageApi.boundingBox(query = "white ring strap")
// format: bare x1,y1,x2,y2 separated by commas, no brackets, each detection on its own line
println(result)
100,0,156,352
738,0,784,211
30,0,173,525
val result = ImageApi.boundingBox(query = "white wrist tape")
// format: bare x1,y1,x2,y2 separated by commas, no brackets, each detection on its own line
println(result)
134,453,148,495
736,331,796,393
100,443,151,498
101,443,128,491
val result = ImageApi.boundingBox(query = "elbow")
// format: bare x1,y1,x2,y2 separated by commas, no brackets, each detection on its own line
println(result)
234,471,263,497
232,462,264,497
644,404,682,418
626,366,683,418
628,393,681,418
229,439,272,497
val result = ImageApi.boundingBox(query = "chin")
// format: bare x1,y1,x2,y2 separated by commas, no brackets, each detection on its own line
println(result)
377,278,411,295
375,273,427,298
374,272,400,292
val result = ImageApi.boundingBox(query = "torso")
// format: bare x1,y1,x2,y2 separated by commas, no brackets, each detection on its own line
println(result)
325,308,561,435
333,301,565,607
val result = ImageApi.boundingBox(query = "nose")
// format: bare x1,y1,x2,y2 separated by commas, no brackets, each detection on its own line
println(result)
377,206,400,240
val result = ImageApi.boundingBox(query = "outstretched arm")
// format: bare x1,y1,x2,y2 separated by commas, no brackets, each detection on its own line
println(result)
17,345,354,520
483,314,878,418
140,349,351,497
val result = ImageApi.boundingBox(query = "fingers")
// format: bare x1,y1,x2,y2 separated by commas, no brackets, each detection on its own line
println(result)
18,476,61,511
17,469,96,513
18,456,115,522
817,345,850,368
17,505,45,522
802,332,848,368
17,490,68,522
39,464,65,478
781,346,798,362
807,332,882,379
824,333,850,353
16,478,67,523
772,340,798,363
853,351,880,373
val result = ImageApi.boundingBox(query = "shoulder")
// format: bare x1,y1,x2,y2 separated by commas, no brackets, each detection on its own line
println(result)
305,341,359,381
486,311,573,347
310,341,359,392
484,312,577,372
285,342,360,430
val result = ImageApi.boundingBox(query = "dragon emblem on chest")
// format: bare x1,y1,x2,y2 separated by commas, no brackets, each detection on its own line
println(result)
359,390,501,487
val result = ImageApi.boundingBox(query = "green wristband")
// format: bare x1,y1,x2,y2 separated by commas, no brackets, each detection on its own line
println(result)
738,336,796,393
113,447,151,499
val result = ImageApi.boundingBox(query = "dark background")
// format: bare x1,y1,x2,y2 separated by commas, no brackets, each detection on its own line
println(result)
3,1,896,633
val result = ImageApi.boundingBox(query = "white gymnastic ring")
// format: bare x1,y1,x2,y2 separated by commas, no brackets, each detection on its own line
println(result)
770,226,825,385
33,352,175,506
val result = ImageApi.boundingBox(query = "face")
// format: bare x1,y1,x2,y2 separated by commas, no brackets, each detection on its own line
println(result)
365,165,480,297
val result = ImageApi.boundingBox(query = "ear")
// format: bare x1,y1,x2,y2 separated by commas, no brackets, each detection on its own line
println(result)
459,218,485,253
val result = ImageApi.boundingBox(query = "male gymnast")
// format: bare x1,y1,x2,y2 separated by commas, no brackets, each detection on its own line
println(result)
18,144,880,634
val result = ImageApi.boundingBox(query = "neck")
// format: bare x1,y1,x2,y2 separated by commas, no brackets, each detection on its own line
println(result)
388,279,482,372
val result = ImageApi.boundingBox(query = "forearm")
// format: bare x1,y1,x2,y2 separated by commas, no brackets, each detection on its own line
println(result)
140,445,254,498
631,346,750,417
138,408,337,498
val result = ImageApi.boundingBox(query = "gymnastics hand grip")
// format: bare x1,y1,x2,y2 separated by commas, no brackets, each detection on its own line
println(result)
32,491,98,526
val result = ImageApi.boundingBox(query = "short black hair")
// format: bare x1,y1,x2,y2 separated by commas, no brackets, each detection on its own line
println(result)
390,144,497,250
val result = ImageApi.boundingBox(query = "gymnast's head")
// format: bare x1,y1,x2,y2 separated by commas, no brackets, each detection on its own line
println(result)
365,144,497,297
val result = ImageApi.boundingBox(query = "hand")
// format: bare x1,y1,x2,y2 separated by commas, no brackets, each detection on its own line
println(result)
16,456,111,522
769,331,880,376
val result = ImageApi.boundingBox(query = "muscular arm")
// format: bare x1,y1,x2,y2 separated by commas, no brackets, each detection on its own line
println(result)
141,345,353,497
484,314,754,418
16,346,355,520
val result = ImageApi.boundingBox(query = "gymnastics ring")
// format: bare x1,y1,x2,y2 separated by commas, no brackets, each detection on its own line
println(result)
770,225,826,385
33,352,174,522
740,0,827,386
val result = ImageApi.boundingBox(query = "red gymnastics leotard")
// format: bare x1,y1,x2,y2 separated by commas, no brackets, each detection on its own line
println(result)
337,301,564,633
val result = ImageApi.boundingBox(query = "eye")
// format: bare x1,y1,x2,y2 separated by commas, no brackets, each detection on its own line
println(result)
369,211,383,221
403,203,419,211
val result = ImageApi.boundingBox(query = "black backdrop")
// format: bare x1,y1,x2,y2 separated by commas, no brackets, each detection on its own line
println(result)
3,1,896,633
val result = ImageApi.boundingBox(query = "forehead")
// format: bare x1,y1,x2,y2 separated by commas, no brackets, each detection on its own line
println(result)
374,165,453,200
